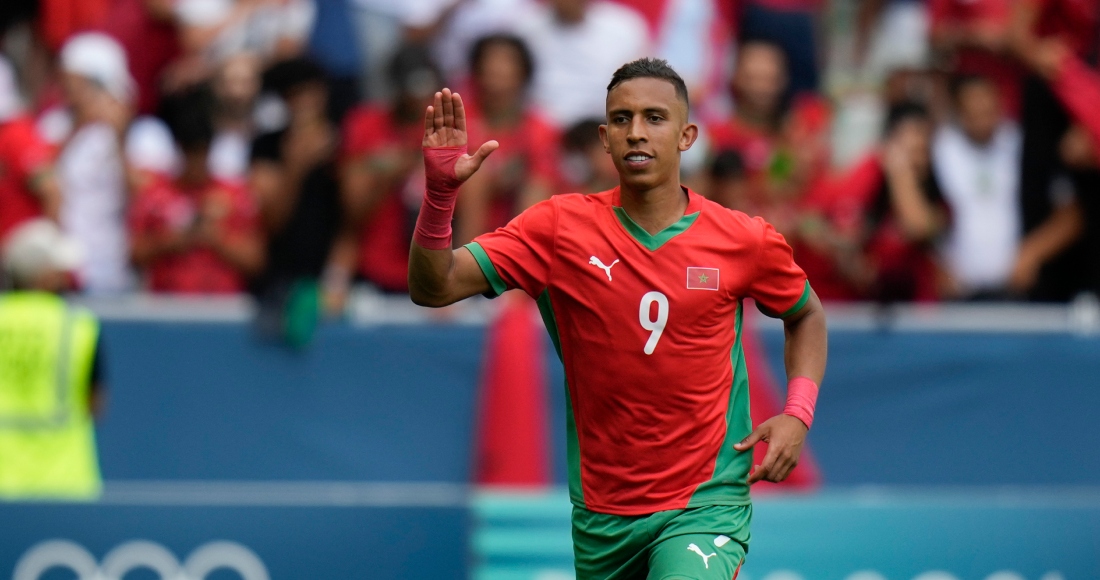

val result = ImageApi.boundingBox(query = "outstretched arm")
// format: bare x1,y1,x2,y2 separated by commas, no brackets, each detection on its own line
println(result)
734,290,828,484
408,89,500,307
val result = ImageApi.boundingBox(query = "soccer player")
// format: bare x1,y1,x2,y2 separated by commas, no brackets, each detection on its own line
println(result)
408,59,828,579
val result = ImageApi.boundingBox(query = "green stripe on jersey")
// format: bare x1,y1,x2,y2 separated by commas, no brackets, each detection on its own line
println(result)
688,302,752,507
612,207,699,251
757,280,813,319
464,242,507,297
536,289,584,506
779,280,812,318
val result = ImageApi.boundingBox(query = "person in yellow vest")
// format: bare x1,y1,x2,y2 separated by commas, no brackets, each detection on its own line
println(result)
0,219,104,499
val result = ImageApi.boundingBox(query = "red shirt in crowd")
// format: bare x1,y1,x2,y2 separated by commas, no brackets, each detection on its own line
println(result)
817,154,946,302
128,177,259,293
1052,54,1100,165
929,0,1023,115
341,105,425,292
465,105,561,231
0,117,54,244
707,96,830,228
1029,0,1100,57
101,0,181,114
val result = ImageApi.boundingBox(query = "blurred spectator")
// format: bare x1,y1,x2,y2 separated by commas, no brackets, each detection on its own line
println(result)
100,0,181,114
706,148,749,212
932,75,1021,299
612,0,731,112
44,33,137,294
209,52,262,183
856,0,931,79
341,44,442,293
1010,0,1099,300
0,56,60,246
36,0,112,54
250,57,350,312
928,0,1021,116
0,219,103,500
431,0,538,80
829,102,948,302
129,89,264,293
517,0,648,127
304,0,362,123
457,34,559,244
706,40,830,234
735,0,822,97
561,118,618,193
175,0,316,81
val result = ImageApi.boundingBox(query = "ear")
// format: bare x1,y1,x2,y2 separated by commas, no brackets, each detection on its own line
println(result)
679,122,699,152
598,123,610,153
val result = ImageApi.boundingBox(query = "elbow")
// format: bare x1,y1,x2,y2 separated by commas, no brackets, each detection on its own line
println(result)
408,286,452,308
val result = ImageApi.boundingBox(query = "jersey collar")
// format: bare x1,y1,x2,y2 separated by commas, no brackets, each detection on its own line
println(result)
610,186,703,252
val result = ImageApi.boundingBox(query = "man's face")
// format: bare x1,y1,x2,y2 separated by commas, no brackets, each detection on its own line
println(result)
732,44,787,117
600,77,698,192
475,43,526,101
957,82,1001,145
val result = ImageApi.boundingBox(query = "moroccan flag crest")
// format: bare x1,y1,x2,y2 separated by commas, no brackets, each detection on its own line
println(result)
686,267,720,290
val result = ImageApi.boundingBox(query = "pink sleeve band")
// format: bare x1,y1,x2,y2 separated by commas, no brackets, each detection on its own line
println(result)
413,146,466,250
783,376,819,429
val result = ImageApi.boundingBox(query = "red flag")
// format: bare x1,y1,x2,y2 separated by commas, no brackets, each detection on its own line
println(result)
686,267,720,290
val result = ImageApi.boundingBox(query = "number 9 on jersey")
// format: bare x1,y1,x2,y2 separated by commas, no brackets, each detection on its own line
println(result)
639,291,669,355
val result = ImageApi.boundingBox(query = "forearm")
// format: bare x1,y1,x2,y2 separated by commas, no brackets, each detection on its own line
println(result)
1019,201,1084,265
409,244,460,306
209,233,266,277
886,169,942,241
131,234,188,267
782,295,828,385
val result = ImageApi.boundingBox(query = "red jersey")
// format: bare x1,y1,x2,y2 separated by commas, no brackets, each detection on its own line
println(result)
0,117,54,244
465,105,561,230
1029,0,1099,57
1052,55,1100,165
466,187,810,515
128,177,259,293
341,105,425,292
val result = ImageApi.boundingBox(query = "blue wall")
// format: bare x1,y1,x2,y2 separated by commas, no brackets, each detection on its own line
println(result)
758,329,1100,485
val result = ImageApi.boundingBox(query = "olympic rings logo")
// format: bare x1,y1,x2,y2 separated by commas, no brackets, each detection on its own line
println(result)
12,539,270,580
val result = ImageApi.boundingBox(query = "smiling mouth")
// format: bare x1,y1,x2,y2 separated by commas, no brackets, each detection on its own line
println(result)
625,154,653,162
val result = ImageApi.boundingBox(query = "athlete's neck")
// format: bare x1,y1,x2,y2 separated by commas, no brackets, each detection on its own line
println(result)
618,180,689,235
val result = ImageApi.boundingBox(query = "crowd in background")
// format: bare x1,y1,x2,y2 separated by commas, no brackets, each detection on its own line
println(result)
1,0,1100,313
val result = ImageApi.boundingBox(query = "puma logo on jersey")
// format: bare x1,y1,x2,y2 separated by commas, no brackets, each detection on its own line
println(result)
589,256,620,281
687,543,716,569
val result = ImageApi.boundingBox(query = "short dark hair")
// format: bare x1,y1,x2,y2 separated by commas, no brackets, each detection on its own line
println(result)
160,87,215,152
607,58,689,112
469,33,535,86
563,118,605,152
949,73,996,101
263,57,327,97
884,100,930,136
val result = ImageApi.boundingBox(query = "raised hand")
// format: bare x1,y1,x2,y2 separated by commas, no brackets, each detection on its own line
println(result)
423,88,499,182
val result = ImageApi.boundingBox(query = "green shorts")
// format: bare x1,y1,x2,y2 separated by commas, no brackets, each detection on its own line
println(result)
571,503,751,580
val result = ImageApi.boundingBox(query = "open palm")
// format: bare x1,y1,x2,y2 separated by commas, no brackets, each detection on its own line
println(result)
423,88,499,182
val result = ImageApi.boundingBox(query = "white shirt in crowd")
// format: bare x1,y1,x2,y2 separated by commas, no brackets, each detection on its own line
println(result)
54,122,135,294
517,1,649,128
175,0,316,62
932,122,1022,295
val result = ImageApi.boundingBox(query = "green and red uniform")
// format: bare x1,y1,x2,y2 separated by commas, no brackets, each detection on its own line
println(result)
466,187,810,578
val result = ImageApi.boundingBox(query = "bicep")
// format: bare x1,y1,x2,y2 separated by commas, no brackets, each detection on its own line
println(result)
451,246,493,301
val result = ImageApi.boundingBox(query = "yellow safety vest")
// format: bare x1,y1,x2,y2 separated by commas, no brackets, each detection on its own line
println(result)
0,291,101,500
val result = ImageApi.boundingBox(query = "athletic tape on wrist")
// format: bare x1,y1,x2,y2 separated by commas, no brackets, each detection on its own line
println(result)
413,146,465,250
783,376,819,429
